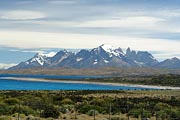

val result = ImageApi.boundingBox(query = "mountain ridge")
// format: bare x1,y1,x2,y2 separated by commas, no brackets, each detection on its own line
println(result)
9,44,180,69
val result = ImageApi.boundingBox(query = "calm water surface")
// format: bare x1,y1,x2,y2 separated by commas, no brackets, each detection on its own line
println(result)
0,74,156,90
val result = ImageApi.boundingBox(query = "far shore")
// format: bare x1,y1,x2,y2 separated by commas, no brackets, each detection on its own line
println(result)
1,77,180,90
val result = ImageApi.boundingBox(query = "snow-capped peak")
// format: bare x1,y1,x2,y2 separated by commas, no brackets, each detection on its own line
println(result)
36,52,57,58
100,44,115,50
28,52,57,66
99,44,124,57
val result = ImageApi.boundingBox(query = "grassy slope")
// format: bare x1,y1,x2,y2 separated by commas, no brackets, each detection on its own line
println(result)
0,67,180,76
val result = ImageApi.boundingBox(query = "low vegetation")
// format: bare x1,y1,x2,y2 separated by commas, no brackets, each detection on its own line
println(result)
0,90,179,120
84,74,180,87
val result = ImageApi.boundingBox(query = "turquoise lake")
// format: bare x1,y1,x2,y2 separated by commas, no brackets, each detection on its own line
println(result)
0,74,156,90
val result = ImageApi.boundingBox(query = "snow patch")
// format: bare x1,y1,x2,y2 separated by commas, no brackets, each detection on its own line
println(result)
135,61,144,65
29,52,57,66
76,58,83,62
104,60,109,63
30,56,45,66
93,59,99,64
37,52,57,57
100,44,124,57
36,58,44,66
58,55,68,63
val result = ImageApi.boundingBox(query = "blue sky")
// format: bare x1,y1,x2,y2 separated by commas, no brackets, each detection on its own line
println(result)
0,0,180,68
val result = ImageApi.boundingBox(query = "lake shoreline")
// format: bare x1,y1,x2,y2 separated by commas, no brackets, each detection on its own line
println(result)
1,77,180,90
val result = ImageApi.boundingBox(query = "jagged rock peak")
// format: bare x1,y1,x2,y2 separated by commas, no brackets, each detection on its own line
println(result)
98,44,124,55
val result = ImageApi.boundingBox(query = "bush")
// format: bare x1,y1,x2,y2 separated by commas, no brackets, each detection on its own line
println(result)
20,106,35,116
156,110,168,120
0,116,12,120
41,105,60,118
169,109,180,119
60,98,74,105
12,113,18,117
79,105,104,114
0,103,11,115
110,116,127,120
154,102,171,111
87,109,99,116
128,109,141,118
141,110,151,118
20,114,26,118
90,98,106,106
4,98,20,105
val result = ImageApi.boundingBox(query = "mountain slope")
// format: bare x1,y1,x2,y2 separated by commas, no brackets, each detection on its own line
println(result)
156,57,180,69
9,45,180,69
9,52,56,69
126,47,159,67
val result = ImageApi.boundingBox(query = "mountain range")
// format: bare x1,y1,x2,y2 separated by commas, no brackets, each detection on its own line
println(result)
9,44,180,69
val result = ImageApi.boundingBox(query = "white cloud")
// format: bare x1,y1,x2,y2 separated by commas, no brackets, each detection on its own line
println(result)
155,9,180,18
48,0,77,4
0,30,179,60
15,15,171,33
0,10,46,20
76,16,164,28
21,50,45,53
26,16,163,29
0,63,17,69
24,20,76,27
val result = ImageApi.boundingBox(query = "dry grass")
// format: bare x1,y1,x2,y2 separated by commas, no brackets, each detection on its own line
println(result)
1,67,180,76
79,90,180,99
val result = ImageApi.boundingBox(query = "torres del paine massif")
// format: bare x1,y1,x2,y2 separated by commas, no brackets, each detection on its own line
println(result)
10,44,180,70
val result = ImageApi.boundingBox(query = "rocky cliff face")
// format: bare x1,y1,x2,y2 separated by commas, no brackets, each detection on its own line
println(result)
9,44,180,69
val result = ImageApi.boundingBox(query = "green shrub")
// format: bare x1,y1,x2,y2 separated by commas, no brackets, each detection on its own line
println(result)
41,105,60,118
0,103,12,115
79,105,104,114
4,98,20,105
0,116,12,120
12,113,18,117
90,98,106,106
87,109,99,116
60,98,74,105
20,114,26,118
169,109,180,119
141,110,151,118
20,106,35,116
154,102,171,111
156,110,168,120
